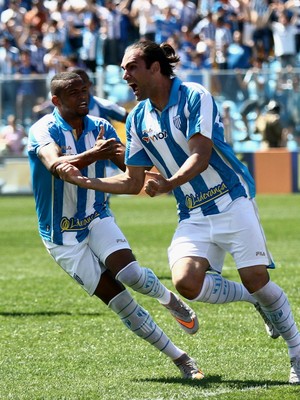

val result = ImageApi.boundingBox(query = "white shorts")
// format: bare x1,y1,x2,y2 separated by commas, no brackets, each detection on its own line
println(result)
43,216,131,295
168,197,274,272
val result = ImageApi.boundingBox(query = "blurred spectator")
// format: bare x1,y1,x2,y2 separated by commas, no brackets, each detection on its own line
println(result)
117,0,140,48
249,0,273,60
192,10,216,66
255,100,285,148
14,48,39,124
27,32,48,74
79,13,101,73
265,4,298,69
175,0,198,32
130,0,160,41
227,30,253,70
0,37,19,119
43,41,68,78
0,114,27,156
41,17,67,51
213,15,232,69
23,0,49,33
226,29,253,101
285,0,300,54
236,57,269,140
0,0,26,28
287,74,300,146
32,94,53,121
101,0,124,66
221,101,234,146
154,6,181,44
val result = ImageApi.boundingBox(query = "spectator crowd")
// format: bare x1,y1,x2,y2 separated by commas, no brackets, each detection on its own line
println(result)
1,0,300,153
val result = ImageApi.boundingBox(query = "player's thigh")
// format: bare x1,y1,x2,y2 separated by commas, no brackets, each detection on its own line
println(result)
88,216,132,265
168,218,226,274
214,197,272,268
44,239,103,296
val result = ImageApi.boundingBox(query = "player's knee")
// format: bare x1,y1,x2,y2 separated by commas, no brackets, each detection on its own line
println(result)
173,275,202,301
239,265,270,294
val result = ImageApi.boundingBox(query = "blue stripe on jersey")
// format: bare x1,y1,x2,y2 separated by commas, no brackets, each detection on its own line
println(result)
125,77,256,221
28,110,119,245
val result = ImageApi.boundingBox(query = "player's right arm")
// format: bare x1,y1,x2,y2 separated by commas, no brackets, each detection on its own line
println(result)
56,163,147,195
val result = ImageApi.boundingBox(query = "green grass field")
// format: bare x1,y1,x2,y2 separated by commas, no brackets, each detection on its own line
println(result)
0,194,300,400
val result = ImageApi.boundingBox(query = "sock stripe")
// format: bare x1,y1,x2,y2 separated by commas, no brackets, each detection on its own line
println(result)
116,298,135,317
262,290,285,309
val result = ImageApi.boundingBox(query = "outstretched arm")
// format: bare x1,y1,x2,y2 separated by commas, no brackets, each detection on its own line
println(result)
56,163,147,195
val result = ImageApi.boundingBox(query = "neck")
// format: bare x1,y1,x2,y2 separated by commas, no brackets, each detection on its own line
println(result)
150,78,173,111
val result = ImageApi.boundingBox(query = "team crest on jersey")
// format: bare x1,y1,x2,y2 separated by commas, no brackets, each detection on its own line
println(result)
173,115,181,130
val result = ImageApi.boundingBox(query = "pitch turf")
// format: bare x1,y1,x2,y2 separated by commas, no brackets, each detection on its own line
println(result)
0,194,300,400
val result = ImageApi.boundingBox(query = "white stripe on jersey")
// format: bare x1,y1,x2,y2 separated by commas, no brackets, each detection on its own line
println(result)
125,77,255,220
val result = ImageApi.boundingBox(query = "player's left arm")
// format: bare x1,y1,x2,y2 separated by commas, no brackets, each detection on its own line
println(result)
39,126,125,176
144,133,212,197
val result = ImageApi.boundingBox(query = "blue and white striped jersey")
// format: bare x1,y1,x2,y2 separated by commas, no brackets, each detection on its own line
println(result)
28,108,120,245
125,77,255,221
88,95,127,123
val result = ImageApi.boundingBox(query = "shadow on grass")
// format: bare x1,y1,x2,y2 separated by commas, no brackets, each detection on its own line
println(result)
138,375,287,388
0,311,102,317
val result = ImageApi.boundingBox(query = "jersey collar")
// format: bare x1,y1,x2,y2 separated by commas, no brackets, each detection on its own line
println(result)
53,107,95,134
148,77,182,113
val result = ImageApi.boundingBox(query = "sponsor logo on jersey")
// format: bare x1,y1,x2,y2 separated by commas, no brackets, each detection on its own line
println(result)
60,211,100,232
142,130,168,143
185,182,229,209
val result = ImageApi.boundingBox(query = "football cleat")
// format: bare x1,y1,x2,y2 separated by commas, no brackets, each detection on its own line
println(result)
174,353,204,380
164,292,199,335
254,303,280,339
290,356,300,384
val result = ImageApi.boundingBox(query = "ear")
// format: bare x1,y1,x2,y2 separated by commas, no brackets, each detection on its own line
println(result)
151,61,160,74
52,95,60,107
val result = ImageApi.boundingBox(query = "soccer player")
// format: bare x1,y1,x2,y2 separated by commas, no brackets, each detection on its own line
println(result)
56,41,300,384
27,71,204,380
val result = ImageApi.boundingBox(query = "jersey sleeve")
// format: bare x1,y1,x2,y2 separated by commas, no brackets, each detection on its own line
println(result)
124,111,153,167
27,115,56,156
185,84,215,141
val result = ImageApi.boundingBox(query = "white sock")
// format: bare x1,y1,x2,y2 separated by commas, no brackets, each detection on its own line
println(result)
192,273,256,304
252,280,300,358
116,261,171,304
108,290,184,360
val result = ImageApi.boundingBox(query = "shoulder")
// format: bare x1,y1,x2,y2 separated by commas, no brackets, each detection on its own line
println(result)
29,113,56,133
127,101,147,123
180,81,212,106
85,114,113,129
85,114,118,137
